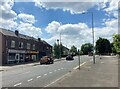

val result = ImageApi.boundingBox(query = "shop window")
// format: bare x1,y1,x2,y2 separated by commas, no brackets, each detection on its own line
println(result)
19,42,23,48
27,43,30,49
33,44,35,50
11,40,15,48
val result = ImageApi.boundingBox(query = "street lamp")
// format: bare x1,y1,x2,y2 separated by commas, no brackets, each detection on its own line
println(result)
57,39,60,59
82,12,95,64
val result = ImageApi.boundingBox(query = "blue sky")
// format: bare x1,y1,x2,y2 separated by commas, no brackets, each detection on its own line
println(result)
0,0,119,48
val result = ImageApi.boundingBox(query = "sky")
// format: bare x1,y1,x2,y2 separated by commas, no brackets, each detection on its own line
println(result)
0,0,119,49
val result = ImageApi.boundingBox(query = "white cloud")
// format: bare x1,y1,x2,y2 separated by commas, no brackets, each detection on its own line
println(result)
103,0,119,18
44,20,118,48
18,13,36,24
0,0,17,20
17,22,42,38
0,18,18,30
45,21,60,34
34,2,98,14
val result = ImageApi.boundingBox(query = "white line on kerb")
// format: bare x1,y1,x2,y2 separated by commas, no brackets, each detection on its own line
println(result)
14,83,22,87
37,76,41,78
73,62,86,70
27,79,33,82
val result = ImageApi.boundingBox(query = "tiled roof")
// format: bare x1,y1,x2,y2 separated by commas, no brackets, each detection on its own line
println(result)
0,28,52,47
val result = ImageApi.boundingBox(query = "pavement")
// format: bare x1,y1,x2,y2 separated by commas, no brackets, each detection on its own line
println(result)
0,58,66,71
45,56,118,88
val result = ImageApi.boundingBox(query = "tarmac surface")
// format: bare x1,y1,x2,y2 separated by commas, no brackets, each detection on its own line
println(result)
45,56,118,88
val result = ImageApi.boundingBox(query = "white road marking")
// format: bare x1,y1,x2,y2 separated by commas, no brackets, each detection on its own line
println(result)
14,83,22,87
37,76,41,78
44,74,47,76
73,62,86,70
49,72,52,74
22,71,30,74
27,79,33,82
58,69,60,70
54,70,57,72
44,72,70,87
61,68,64,69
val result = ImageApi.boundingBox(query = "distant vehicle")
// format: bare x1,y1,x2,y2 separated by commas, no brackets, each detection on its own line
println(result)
40,56,54,64
66,55,74,60
88,52,93,56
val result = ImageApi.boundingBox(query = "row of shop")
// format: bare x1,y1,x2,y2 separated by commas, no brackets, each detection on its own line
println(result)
7,49,46,64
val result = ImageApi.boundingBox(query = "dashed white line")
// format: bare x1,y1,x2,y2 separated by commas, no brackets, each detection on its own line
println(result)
44,74,47,76
54,70,57,72
58,69,60,70
14,83,22,87
49,72,52,74
27,79,33,82
37,76,41,78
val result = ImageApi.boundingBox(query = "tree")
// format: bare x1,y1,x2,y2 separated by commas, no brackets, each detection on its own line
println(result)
53,43,60,58
70,45,78,56
111,43,117,53
96,37,112,54
81,43,93,55
113,34,120,55
53,43,64,58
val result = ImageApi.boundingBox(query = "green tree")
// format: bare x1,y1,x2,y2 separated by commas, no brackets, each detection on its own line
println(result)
70,45,78,56
81,43,93,55
96,37,112,54
53,43,60,58
111,43,117,53
113,34,120,55
53,43,64,58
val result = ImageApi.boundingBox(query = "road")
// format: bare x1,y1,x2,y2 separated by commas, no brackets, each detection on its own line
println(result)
2,55,94,87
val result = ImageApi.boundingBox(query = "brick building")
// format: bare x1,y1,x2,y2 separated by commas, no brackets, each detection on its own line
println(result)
0,28,52,65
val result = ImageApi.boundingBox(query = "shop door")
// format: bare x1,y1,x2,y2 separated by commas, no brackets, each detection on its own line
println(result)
15,54,20,63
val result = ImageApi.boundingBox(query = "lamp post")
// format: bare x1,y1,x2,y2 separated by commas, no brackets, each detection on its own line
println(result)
82,12,95,64
57,39,60,59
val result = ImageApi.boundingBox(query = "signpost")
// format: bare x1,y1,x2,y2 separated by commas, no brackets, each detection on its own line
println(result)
78,49,80,70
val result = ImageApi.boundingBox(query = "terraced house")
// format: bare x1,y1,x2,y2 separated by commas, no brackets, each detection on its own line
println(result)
0,28,52,65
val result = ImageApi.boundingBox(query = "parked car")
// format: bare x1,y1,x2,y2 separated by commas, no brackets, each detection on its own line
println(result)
66,55,74,60
40,56,54,64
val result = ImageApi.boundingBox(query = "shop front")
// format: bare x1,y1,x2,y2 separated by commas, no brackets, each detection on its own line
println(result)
25,51,39,62
7,49,26,64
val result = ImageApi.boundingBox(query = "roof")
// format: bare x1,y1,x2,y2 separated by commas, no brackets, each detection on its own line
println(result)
0,28,52,47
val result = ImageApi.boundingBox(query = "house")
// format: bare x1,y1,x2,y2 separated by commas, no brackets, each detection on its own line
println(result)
0,28,52,65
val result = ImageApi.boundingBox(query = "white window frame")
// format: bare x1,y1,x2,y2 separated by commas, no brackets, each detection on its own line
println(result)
11,40,15,48
27,43,30,49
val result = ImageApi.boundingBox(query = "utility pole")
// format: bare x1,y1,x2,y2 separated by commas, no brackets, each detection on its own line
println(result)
91,12,95,64
60,33,61,59
78,49,80,70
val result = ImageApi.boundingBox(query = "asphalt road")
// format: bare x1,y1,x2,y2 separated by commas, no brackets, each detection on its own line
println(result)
2,55,94,87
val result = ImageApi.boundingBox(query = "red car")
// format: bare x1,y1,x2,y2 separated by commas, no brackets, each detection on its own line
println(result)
40,56,54,64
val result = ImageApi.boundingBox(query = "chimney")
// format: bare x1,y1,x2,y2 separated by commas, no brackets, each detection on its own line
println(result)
15,30,19,36
38,38,41,41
